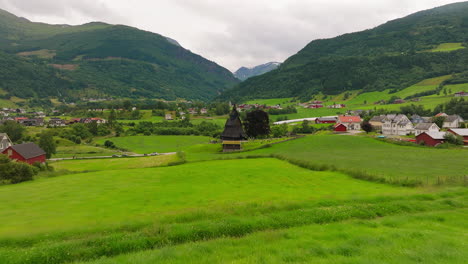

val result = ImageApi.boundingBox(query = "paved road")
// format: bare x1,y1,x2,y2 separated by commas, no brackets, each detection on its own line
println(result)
273,116,337,125
49,152,177,161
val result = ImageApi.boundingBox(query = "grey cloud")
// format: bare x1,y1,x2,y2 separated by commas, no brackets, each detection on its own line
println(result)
0,0,461,71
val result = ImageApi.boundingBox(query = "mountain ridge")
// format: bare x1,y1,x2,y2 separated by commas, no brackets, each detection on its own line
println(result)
0,8,238,102
219,1,468,102
234,62,281,81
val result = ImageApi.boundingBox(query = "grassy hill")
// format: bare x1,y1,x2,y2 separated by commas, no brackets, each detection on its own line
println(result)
0,9,238,102
220,2,468,101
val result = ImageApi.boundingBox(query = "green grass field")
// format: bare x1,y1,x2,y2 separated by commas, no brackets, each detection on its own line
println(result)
0,133,467,263
95,135,212,154
429,42,466,52
53,145,120,158
52,154,178,172
186,135,468,185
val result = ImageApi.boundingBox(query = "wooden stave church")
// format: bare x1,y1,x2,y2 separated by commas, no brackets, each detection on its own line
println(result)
221,107,247,152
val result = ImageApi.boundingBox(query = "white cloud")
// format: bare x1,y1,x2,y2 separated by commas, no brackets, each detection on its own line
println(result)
0,0,461,71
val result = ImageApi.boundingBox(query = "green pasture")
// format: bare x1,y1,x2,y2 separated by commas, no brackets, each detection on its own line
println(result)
80,208,468,264
186,135,468,185
96,135,212,154
52,154,178,172
0,158,414,237
53,145,120,158
429,42,466,52
244,97,294,106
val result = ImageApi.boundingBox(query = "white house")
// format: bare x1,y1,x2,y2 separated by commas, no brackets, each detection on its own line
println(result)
443,115,464,128
382,114,414,136
414,123,440,136
0,133,12,151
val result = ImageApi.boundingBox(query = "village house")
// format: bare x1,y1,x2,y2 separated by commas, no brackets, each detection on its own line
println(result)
315,117,337,124
442,115,464,128
382,114,414,136
448,128,468,145
414,123,440,136
221,108,247,152
0,133,12,152
165,114,173,120
416,132,447,147
369,115,386,131
48,118,67,127
435,112,448,117
336,115,362,131
327,104,346,109
20,118,44,127
410,114,426,124
200,108,208,114
393,99,406,104
2,142,46,164
454,91,468,97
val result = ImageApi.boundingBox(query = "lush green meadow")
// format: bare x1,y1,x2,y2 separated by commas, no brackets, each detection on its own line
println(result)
186,135,468,185
0,132,467,263
53,145,120,158
429,42,466,52
95,135,212,154
52,154,178,172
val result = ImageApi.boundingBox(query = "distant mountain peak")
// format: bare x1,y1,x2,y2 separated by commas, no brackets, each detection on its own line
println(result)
234,61,281,81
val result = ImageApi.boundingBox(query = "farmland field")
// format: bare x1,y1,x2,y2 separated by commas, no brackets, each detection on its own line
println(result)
95,135,212,154
1,133,467,264
53,145,120,158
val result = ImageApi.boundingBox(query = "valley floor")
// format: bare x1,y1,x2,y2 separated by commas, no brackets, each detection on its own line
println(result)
0,135,466,264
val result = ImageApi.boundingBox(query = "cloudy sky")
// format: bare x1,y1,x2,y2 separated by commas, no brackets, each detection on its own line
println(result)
0,0,462,71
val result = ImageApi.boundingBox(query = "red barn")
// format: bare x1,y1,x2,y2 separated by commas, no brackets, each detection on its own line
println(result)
2,143,46,164
448,129,468,145
415,132,446,147
334,123,347,132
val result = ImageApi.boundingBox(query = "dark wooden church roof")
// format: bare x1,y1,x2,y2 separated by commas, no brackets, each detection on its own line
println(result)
221,107,247,140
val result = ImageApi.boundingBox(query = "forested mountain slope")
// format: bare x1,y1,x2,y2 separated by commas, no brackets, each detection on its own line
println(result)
0,9,238,102
220,2,468,101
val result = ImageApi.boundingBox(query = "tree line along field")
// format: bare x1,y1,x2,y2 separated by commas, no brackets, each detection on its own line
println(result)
0,133,466,263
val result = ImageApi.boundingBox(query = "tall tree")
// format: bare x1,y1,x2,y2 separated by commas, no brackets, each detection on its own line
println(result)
243,110,270,138
38,132,56,159
0,121,25,142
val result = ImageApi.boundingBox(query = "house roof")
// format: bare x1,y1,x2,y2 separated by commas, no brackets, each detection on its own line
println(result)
421,132,447,140
338,115,361,123
221,108,247,140
445,115,463,122
369,115,386,122
449,128,468,136
317,117,337,121
414,123,438,130
7,143,46,159
435,113,448,117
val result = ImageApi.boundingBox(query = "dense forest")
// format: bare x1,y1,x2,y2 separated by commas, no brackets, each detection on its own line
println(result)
0,9,238,102
220,2,468,101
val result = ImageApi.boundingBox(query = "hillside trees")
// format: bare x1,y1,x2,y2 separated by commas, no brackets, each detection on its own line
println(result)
38,132,56,159
0,120,24,142
243,110,271,138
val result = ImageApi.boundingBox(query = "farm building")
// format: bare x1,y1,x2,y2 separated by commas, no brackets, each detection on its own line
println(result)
315,117,337,124
369,115,386,131
416,132,447,147
48,118,67,127
0,133,12,151
221,108,247,152
382,114,414,136
414,123,440,136
448,129,468,145
2,143,46,164
334,123,348,132
337,115,361,131
165,114,173,120
442,115,464,128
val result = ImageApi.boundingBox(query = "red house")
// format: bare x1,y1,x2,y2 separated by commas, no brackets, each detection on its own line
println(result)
334,123,347,132
448,129,468,145
2,143,46,164
415,132,446,147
